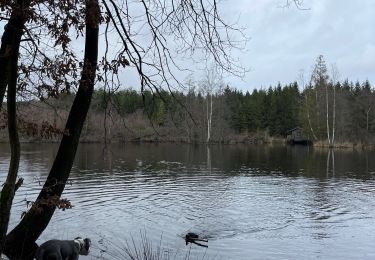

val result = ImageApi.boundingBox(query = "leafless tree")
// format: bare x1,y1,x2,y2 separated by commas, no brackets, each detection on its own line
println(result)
330,63,339,146
298,69,317,141
200,64,224,143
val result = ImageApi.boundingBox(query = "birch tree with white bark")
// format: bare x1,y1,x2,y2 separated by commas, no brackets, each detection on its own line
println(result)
299,69,318,141
330,63,340,147
201,65,223,143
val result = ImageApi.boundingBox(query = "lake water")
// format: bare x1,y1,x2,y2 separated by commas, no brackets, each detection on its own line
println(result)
0,143,375,259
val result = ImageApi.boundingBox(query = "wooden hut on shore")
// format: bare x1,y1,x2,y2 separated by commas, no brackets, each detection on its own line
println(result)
286,127,311,145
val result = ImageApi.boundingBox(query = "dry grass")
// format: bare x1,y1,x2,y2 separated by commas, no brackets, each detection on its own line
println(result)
92,231,220,260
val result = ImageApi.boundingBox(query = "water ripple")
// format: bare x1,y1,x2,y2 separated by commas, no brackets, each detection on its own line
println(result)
2,143,375,260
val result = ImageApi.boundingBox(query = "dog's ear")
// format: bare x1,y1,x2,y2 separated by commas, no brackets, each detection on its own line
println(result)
74,236,82,240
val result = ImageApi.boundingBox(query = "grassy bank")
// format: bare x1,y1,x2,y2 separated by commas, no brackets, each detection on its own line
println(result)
312,140,375,150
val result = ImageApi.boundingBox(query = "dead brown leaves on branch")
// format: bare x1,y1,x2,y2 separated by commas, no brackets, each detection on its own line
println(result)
17,0,106,100
12,0,94,100
0,111,68,138
21,195,73,218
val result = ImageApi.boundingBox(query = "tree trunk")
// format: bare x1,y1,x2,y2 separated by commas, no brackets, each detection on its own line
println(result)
315,88,320,136
366,107,371,135
210,94,213,140
0,0,30,110
332,149,335,176
0,11,23,255
332,84,336,146
4,1,100,258
305,91,318,141
330,64,339,147
206,93,213,143
326,83,331,146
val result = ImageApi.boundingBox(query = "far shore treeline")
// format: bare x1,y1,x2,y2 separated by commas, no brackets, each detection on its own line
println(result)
1,77,374,147
0,56,374,147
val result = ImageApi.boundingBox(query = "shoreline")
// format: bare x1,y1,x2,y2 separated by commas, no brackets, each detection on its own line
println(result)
1,137,375,150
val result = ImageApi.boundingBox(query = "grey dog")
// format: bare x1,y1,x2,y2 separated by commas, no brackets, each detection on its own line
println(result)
34,237,91,260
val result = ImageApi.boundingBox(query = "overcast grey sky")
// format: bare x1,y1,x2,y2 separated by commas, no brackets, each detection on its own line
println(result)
219,0,375,91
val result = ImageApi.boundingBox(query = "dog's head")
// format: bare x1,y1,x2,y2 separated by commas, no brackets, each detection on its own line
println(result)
74,237,91,255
